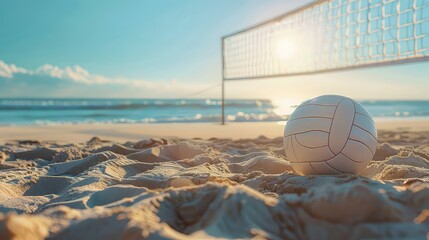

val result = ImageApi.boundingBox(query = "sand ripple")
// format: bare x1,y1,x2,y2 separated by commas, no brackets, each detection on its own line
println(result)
0,131,428,239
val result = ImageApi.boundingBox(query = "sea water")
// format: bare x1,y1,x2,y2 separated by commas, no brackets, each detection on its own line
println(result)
0,98,428,125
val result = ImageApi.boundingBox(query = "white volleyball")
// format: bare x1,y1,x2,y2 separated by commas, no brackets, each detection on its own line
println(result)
284,95,377,175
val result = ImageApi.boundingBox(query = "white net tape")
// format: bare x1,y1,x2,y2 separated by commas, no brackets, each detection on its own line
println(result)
223,0,429,80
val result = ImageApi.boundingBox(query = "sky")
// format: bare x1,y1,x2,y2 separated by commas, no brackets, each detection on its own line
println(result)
1,0,428,101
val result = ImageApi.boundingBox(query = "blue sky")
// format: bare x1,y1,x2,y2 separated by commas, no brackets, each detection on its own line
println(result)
1,0,428,100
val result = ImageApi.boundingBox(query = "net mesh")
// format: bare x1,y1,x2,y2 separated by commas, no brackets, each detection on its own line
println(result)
223,0,429,80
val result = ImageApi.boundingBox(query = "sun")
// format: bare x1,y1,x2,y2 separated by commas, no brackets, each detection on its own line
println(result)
272,32,298,60
271,97,302,116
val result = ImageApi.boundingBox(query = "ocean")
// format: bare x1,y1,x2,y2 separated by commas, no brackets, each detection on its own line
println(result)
0,98,428,125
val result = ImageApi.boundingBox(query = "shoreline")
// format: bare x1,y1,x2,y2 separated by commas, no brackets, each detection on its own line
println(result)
1,118,428,144
1,116,429,127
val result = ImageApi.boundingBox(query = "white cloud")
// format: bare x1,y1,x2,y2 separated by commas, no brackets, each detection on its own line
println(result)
0,59,220,98
33,64,115,84
1,59,159,87
0,60,29,78
36,64,63,79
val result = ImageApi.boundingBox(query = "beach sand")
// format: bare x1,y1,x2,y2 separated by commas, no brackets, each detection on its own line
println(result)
0,120,428,239
1,118,429,144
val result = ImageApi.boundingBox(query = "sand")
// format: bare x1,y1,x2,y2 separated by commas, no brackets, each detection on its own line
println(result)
1,118,429,144
0,121,428,239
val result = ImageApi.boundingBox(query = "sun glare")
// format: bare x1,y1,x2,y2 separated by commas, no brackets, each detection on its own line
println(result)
272,34,298,60
269,25,319,65
271,97,303,116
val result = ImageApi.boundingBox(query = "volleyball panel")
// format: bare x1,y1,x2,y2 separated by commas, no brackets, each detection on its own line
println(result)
295,131,330,148
328,99,355,154
291,162,317,175
291,135,335,162
287,104,337,121
326,153,369,173
284,118,332,137
311,161,341,174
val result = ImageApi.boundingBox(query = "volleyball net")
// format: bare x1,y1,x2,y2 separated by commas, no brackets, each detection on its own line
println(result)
222,0,429,80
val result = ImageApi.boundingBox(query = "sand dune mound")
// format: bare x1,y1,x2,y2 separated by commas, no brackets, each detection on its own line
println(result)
0,132,428,239
128,141,207,163
1,183,428,239
48,151,120,176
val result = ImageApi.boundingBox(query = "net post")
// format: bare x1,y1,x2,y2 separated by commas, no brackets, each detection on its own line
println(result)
221,37,226,125
222,78,225,125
